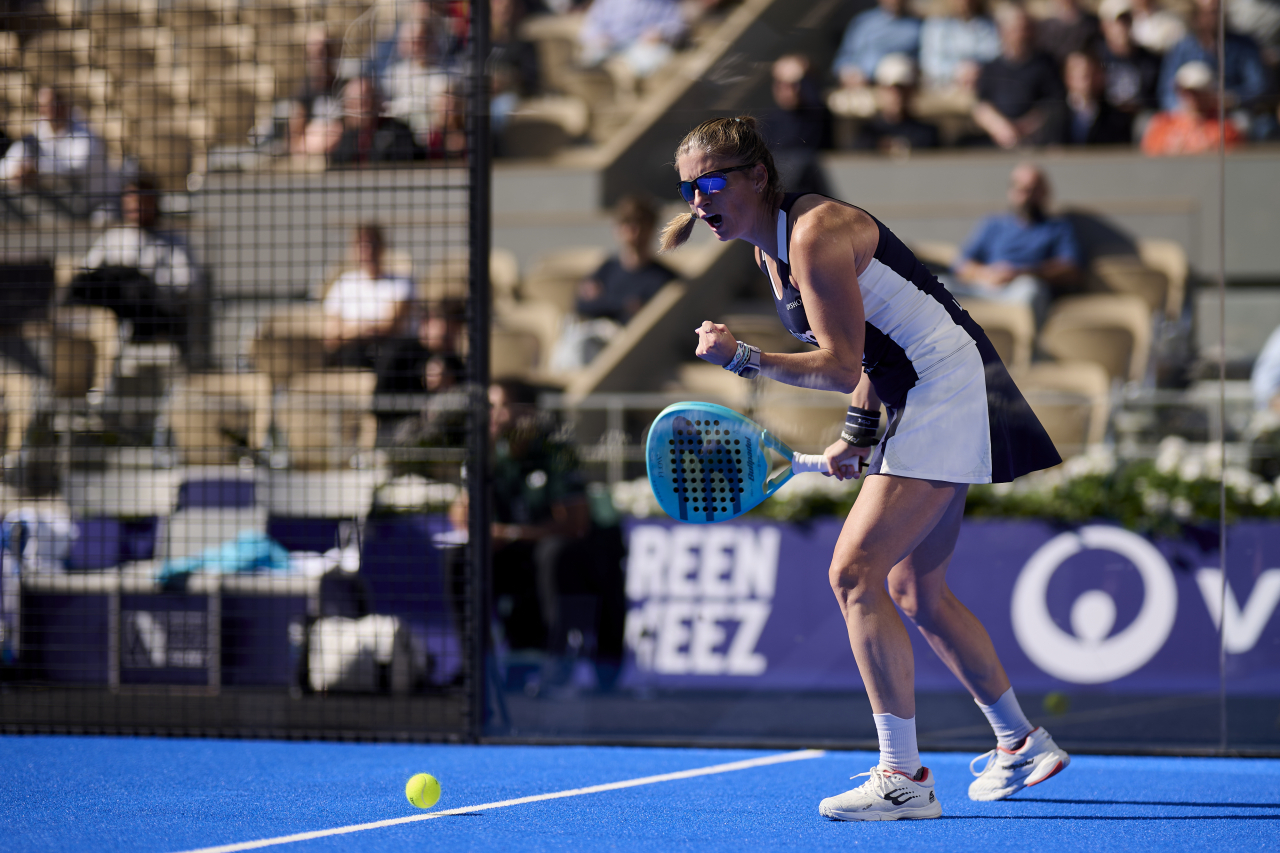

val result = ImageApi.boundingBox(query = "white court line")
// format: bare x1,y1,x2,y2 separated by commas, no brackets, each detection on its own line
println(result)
174,748,826,853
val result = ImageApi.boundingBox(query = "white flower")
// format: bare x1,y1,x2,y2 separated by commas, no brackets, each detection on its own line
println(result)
1223,466,1258,495
1178,456,1205,482
1170,497,1193,520
1155,436,1187,474
1252,483,1274,506
1143,489,1169,513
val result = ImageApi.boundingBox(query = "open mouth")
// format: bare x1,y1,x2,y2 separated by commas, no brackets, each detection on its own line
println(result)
704,214,723,228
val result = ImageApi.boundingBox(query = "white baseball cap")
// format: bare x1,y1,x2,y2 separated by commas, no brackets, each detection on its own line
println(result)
1174,61,1214,91
874,53,917,87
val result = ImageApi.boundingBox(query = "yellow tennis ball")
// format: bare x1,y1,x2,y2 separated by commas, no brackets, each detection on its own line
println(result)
405,773,441,809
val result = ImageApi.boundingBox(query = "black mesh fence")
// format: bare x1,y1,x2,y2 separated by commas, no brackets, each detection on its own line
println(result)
0,0,488,740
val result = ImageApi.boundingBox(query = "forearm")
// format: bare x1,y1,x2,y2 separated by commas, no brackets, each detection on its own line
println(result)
1035,259,1080,288
759,348,863,394
849,369,878,411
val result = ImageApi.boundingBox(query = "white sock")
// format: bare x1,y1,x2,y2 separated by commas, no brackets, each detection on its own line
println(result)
975,687,1034,751
873,712,921,775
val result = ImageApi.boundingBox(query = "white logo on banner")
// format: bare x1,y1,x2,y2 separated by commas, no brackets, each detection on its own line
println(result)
624,525,780,676
1195,568,1280,653
1012,525,1178,684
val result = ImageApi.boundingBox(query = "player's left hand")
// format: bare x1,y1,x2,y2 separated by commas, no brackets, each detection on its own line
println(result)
822,438,869,481
694,320,737,367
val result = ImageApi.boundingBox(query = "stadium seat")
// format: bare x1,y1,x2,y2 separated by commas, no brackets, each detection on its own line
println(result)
22,30,93,87
42,305,120,399
166,372,272,466
1138,239,1189,320
754,382,856,453
500,96,590,159
523,247,609,314
1011,360,1112,457
957,298,1035,372
250,303,328,390
276,370,378,471
1090,255,1169,317
0,366,34,458
495,299,563,376
1039,293,1153,384
490,325,544,382
670,361,754,411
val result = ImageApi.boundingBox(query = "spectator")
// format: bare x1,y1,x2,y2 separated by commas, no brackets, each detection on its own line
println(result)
760,53,831,194
1035,0,1102,66
972,6,1067,148
1158,0,1269,120
854,54,941,153
918,0,1001,94
1129,0,1188,53
949,163,1082,324
326,77,424,167
490,0,540,139
0,86,116,222
1251,323,1280,411
578,0,687,80
73,175,196,347
455,379,625,688
1062,50,1135,143
1097,0,1163,115
550,195,675,371
288,28,344,157
321,223,423,395
1227,0,1280,59
1142,60,1245,154
832,0,923,93
382,16,456,148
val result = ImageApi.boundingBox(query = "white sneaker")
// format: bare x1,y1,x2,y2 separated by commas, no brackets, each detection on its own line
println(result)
968,726,1070,801
819,765,942,821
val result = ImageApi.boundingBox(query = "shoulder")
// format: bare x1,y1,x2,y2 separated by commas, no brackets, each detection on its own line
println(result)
788,196,878,269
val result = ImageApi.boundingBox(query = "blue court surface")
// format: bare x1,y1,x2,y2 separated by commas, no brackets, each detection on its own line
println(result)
2,736,1277,852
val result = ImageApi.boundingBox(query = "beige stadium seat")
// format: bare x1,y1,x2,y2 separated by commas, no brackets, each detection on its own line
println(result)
1012,360,1111,458
421,248,519,306
911,241,960,270
1039,293,1152,384
93,27,174,75
753,382,856,454
276,370,377,470
22,30,93,86
500,96,590,159
495,299,562,370
159,0,237,31
670,361,754,411
34,305,120,399
0,367,35,457
491,325,543,382
1137,239,1189,320
250,303,328,390
720,314,811,356
179,24,256,70
958,298,1034,372
1090,254,1168,317
524,246,609,314
87,0,160,32
0,72,32,113
132,128,195,193
167,372,271,465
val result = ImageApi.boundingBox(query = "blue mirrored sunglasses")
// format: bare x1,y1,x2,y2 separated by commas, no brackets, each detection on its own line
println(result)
677,163,756,203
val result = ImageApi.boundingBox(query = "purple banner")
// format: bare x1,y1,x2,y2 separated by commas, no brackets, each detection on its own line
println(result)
621,518,1280,694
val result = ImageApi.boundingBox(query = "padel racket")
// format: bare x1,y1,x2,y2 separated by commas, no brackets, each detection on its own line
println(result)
645,401,861,523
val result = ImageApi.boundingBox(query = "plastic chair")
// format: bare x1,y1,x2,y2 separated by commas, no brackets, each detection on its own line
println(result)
958,298,1035,372
1038,293,1152,384
166,372,272,466
276,370,377,471
1012,360,1112,457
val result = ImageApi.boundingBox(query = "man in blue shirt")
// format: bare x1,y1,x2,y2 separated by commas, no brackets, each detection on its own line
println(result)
950,163,1082,325
1158,0,1270,133
832,0,923,90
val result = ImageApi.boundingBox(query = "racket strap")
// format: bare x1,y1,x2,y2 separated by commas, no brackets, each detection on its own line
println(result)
724,341,761,378
841,405,880,447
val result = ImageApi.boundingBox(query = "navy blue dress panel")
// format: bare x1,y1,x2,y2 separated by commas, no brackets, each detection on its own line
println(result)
764,192,1061,483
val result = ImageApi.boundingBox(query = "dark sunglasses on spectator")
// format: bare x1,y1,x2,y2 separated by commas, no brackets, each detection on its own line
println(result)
677,163,756,203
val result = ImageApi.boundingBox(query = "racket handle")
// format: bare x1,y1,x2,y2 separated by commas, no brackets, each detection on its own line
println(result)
792,452,863,476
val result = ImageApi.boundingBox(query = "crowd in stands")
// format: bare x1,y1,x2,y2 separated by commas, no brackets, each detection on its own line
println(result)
824,0,1279,153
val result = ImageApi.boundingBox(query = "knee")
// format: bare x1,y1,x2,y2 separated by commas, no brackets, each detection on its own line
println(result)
828,559,882,606
888,579,946,627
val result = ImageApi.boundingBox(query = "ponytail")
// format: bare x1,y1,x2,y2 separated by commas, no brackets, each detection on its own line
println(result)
659,211,697,254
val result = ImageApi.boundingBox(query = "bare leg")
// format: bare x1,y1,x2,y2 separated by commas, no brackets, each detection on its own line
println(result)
886,484,1011,705
828,474,966,718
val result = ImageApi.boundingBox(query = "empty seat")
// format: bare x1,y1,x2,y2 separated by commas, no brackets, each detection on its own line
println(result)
276,370,377,470
490,325,543,382
720,314,812,356
250,303,328,390
130,127,195,194
495,299,563,374
1090,255,1169,317
1039,293,1152,384
958,298,1034,372
40,305,120,398
22,30,93,86
753,382,855,453
670,361,754,411
167,372,272,466
523,246,608,314
1012,360,1112,457
1137,238,1189,320
0,367,34,458
92,27,174,75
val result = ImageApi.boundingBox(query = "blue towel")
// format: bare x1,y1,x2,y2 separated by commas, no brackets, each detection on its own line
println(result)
158,530,290,589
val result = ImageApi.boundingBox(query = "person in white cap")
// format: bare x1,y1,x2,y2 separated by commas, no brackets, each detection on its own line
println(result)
854,54,941,153
1142,60,1245,154
1127,0,1187,53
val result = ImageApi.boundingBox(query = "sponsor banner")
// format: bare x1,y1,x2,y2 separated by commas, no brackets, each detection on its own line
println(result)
621,518,1280,694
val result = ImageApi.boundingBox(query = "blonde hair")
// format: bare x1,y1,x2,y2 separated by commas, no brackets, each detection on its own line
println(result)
659,115,784,253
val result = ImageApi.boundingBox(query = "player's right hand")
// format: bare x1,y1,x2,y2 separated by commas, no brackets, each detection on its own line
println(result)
822,438,868,481
694,320,737,367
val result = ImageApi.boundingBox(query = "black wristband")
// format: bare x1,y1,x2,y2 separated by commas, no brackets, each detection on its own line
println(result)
840,429,879,448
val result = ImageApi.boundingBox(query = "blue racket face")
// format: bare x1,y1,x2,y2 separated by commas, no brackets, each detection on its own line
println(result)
646,402,779,524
